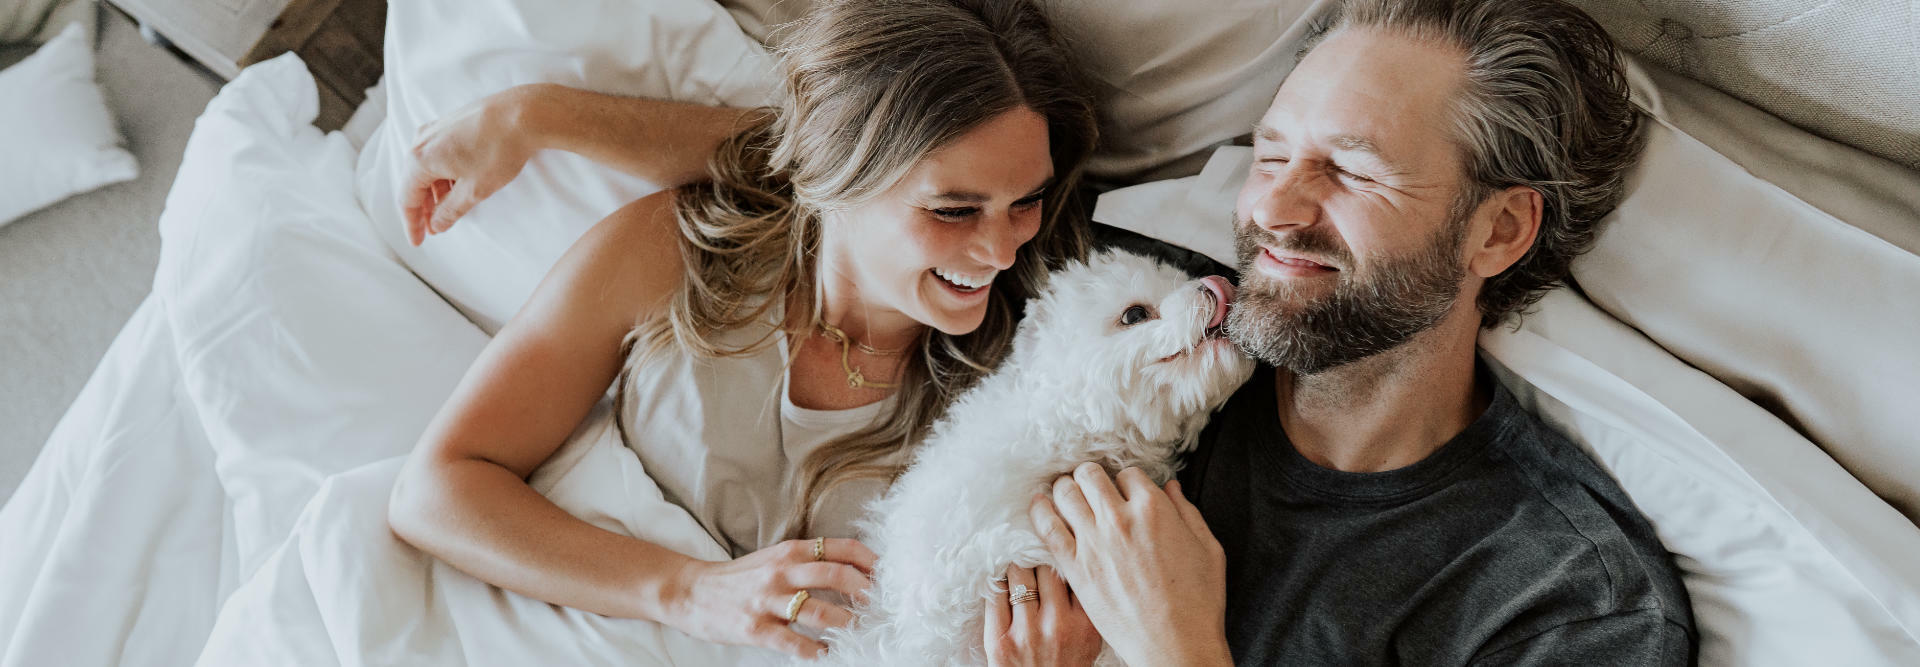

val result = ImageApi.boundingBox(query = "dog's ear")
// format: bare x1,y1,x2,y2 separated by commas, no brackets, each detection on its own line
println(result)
1011,292,1049,358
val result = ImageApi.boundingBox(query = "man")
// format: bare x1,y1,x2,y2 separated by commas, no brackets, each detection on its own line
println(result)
1026,0,1695,664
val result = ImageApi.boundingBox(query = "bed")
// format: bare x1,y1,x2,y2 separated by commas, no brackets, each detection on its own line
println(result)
1,0,1916,665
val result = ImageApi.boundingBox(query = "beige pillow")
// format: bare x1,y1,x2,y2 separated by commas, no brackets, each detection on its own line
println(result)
718,0,1329,182
0,0,92,45
1569,0,1920,171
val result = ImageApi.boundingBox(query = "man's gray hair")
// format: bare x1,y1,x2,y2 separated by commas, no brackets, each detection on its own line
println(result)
1306,0,1645,328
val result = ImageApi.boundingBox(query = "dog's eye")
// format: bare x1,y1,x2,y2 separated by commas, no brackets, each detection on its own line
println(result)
1118,305,1153,327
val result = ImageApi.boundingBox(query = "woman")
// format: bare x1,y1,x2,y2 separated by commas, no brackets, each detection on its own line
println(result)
387,0,1104,663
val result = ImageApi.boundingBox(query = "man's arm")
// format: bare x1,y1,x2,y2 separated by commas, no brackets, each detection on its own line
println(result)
402,83,767,245
1029,463,1236,667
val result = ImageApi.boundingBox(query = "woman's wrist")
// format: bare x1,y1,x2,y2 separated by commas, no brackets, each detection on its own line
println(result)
498,83,563,154
647,554,706,622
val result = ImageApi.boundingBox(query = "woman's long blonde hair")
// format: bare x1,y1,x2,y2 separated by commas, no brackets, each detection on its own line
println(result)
614,0,1096,540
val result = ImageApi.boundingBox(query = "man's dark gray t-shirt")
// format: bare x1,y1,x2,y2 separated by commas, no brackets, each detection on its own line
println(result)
1177,362,1695,665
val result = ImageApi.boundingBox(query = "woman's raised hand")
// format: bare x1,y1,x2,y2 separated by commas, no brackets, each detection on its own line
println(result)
401,85,544,247
665,537,877,659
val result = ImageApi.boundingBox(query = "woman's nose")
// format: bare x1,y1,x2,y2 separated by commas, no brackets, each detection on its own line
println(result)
975,213,1023,270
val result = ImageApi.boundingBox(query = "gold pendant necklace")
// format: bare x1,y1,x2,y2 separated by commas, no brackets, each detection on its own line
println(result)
817,321,903,390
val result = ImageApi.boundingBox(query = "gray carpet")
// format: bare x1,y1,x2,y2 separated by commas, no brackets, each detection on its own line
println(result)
0,6,220,502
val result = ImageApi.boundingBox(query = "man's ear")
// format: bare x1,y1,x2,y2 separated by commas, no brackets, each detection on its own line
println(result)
1467,186,1542,279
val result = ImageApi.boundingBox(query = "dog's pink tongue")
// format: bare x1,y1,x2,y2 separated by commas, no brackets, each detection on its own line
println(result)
1199,276,1233,329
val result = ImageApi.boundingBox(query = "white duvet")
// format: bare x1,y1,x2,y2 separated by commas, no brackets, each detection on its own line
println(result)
0,52,772,665
159,57,775,666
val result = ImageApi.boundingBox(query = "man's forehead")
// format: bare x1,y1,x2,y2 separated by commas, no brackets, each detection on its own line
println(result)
1258,28,1467,165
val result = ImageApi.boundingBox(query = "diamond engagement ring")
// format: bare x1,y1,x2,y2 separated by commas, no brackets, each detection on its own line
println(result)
1008,584,1038,606
812,537,825,561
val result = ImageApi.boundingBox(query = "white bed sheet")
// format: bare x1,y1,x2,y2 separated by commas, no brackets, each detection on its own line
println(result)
0,296,230,667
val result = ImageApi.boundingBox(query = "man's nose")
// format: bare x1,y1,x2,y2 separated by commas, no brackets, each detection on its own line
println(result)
1247,164,1323,232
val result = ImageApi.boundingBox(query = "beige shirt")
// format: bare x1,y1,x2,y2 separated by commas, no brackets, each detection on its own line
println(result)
618,309,896,558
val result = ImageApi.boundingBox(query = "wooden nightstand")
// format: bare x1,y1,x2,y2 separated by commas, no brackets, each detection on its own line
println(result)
108,0,383,130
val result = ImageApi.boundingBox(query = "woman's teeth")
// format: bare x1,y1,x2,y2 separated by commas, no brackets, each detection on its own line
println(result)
933,267,995,291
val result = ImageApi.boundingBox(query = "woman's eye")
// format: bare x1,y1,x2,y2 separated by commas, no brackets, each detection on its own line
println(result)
931,207,977,219
1013,196,1044,210
1335,167,1373,183
1118,305,1153,326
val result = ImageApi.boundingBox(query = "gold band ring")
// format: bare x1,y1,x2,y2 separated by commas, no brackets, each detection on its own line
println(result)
784,590,811,623
812,537,826,561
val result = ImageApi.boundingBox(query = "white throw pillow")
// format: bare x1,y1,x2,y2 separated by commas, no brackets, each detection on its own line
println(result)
0,22,135,227
1092,144,1920,665
354,0,781,335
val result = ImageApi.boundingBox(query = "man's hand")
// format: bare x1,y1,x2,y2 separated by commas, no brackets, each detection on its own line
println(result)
1028,463,1233,667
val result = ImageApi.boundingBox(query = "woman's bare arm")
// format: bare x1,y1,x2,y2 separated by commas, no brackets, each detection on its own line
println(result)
387,191,693,621
515,83,766,187
402,84,765,245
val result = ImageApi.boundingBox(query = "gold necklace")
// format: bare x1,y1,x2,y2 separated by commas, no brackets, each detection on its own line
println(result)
817,321,904,390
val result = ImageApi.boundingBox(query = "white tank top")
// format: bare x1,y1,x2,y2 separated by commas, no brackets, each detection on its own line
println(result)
618,307,898,558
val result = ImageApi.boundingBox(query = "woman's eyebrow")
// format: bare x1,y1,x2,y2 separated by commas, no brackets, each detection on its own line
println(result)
925,177,1054,203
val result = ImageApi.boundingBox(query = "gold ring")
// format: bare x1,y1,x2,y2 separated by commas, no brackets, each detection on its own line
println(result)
812,537,825,561
784,590,811,623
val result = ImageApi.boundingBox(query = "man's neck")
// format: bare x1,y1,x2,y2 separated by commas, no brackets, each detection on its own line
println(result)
1274,306,1491,473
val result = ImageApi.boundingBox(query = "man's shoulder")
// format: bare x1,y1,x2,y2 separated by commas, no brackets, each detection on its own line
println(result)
1452,381,1697,647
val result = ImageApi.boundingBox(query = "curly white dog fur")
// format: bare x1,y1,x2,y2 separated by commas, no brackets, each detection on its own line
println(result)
811,250,1255,666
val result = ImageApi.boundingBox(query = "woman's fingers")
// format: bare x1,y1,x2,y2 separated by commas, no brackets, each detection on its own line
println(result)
753,620,828,659
429,179,481,234
819,538,879,574
792,595,855,630
985,574,1011,645
1036,564,1072,618
1006,564,1039,631
782,561,872,603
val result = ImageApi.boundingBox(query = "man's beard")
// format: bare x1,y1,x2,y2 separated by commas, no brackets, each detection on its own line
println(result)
1224,210,1470,376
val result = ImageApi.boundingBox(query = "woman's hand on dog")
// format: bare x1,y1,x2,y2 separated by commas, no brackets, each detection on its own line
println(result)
1028,463,1234,667
663,537,876,659
985,563,1103,667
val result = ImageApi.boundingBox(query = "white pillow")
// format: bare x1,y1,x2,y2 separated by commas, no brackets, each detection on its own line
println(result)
0,22,134,227
1093,145,1920,665
153,53,492,579
1570,99,1920,524
354,0,780,335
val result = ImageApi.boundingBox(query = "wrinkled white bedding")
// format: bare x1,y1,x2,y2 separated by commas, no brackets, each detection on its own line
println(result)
1,53,766,666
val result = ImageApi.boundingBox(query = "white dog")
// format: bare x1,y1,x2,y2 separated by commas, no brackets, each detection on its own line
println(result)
813,249,1256,666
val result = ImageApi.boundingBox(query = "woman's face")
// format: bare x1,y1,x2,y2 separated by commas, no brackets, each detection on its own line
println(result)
824,107,1055,336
